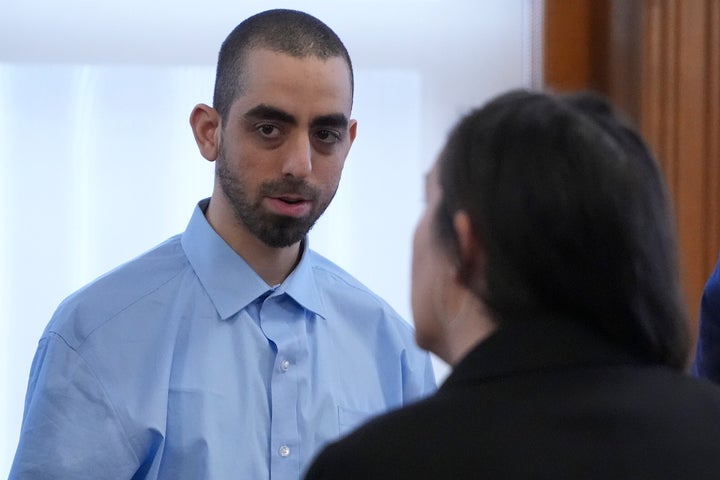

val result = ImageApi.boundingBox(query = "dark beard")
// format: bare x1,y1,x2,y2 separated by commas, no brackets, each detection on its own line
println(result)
216,155,331,248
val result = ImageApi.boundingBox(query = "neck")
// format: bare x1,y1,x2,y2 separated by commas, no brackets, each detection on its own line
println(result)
446,294,497,366
205,197,302,286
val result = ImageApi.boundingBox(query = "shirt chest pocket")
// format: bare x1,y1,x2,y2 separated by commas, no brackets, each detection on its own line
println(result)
337,405,375,435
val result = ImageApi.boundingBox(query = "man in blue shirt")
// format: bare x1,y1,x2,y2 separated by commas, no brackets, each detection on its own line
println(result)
9,9,436,479
693,254,720,382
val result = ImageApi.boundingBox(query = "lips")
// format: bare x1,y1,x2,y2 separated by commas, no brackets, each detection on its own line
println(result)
277,194,306,204
265,195,313,217
260,179,318,218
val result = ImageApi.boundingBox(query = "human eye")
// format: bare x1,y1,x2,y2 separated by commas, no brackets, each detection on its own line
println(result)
314,128,342,144
255,123,282,139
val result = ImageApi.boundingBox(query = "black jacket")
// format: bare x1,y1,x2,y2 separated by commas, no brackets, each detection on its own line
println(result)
305,318,720,479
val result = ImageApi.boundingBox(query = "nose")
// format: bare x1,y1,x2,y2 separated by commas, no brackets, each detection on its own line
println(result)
281,133,312,178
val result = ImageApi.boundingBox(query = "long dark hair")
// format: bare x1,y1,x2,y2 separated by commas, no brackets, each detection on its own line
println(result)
435,89,689,369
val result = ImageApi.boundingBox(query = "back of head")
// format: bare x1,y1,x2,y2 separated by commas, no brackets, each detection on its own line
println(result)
435,89,689,369
213,9,354,122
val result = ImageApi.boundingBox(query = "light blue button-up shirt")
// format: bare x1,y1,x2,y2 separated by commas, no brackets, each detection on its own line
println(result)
10,199,436,479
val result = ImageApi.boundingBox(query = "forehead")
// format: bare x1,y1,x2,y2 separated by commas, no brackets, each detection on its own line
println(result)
234,48,353,115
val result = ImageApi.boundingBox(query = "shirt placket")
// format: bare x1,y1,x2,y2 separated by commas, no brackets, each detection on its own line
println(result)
260,292,304,480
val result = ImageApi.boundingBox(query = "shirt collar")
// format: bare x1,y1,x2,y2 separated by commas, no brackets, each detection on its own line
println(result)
181,199,327,320
274,240,328,319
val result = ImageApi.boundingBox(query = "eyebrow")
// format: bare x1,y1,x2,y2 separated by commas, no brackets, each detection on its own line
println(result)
244,104,297,125
243,104,349,130
310,113,349,130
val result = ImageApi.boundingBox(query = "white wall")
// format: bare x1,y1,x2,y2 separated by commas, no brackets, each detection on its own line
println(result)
0,0,538,474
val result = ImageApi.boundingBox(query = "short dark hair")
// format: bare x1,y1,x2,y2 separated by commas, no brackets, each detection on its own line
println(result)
213,9,354,123
435,89,689,368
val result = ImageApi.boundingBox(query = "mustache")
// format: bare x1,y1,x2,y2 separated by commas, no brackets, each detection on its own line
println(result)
259,178,319,201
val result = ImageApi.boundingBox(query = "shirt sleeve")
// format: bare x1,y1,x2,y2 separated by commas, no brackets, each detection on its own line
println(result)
693,255,720,383
9,333,139,479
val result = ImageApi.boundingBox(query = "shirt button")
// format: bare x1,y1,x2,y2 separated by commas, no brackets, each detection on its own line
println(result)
279,445,291,457
279,360,290,372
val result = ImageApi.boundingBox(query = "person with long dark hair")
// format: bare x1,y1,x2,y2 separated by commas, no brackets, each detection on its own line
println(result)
305,89,720,479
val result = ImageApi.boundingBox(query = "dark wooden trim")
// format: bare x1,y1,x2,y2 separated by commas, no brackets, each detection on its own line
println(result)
706,0,720,273
543,0,593,91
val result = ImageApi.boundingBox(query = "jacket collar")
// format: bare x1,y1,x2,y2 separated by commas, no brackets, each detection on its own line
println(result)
442,316,652,390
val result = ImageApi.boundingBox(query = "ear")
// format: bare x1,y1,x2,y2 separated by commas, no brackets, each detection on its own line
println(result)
453,210,483,286
348,118,358,145
189,103,221,162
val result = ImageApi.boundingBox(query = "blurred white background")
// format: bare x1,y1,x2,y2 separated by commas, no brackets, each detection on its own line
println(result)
0,0,540,473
